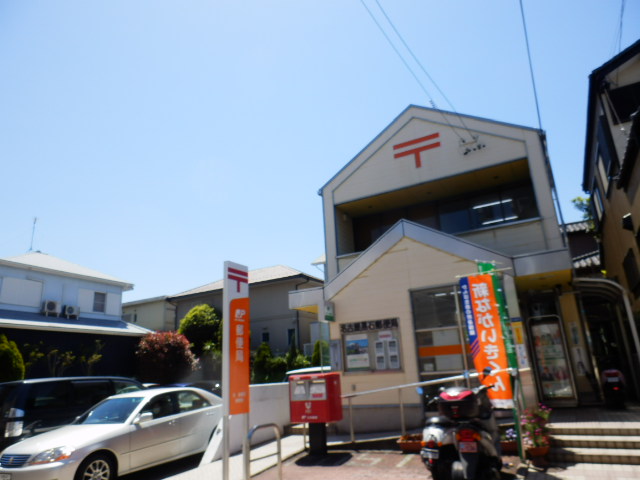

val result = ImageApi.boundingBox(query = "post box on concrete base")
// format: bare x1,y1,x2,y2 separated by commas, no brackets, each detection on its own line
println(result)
289,372,342,455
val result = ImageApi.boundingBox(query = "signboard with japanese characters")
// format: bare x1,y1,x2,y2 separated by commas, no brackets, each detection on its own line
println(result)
459,273,514,408
223,261,251,415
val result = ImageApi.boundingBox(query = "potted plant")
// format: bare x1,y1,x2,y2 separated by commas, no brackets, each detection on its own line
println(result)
520,404,552,459
500,427,518,454
397,433,423,453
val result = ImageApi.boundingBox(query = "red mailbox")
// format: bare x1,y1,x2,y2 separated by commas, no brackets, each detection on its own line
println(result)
289,372,342,423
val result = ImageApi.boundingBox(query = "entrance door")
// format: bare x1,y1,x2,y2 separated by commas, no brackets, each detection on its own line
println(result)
582,297,635,400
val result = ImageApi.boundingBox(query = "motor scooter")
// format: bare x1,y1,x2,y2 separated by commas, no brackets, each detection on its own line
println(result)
420,382,502,480
601,368,625,409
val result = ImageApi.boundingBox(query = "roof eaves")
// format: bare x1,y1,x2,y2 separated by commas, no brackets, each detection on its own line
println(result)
583,39,640,191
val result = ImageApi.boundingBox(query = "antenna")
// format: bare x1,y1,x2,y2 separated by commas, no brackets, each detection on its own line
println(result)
29,217,37,252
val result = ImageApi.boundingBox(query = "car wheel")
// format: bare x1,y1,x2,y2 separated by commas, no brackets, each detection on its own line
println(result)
74,453,116,480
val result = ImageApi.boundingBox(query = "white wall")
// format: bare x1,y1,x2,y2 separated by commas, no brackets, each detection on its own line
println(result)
0,264,124,320
224,382,291,455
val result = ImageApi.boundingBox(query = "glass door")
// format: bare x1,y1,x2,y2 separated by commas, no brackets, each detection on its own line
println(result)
528,315,578,406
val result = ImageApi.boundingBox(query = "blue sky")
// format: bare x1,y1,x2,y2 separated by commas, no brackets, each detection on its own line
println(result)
1,1,638,302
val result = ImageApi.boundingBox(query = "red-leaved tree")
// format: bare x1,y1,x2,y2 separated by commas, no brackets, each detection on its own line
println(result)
136,331,199,384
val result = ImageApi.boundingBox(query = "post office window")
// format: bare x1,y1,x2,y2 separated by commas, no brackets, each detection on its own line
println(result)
340,319,401,372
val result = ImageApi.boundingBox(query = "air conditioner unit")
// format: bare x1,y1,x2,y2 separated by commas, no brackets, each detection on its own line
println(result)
64,305,80,318
42,300,61,316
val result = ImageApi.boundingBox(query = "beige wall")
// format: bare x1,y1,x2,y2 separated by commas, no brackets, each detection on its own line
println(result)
459,220,547,256
123,298,176,331
322,107,566,280
172,277,323,354
558,291,595,398
330,237,478,405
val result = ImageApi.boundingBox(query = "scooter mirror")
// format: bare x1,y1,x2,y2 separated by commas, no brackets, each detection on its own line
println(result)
482,366,492,377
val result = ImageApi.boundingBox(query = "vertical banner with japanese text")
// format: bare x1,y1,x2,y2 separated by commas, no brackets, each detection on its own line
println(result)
459,273,514,408
223,262,251,415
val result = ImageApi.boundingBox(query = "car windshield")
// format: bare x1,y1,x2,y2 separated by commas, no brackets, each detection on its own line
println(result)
77,397,144,424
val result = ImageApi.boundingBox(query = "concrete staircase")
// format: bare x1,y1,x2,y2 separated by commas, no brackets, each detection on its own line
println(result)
549,422,640,465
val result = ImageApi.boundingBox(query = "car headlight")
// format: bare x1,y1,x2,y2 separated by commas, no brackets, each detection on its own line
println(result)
28,446,75,465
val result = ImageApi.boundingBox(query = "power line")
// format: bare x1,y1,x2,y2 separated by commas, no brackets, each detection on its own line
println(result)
358,0,474,141
358,0,436,104
518,0,543,131
372,0,476,139
615,0,626,55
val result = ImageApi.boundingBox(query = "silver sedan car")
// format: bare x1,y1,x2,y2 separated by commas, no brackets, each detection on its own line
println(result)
0,387,222,480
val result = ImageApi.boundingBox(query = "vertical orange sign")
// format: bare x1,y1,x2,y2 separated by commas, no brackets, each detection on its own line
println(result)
229,297,250,415
460,274,514,408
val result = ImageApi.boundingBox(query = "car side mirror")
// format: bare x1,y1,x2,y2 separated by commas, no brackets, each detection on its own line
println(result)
135,412,154,425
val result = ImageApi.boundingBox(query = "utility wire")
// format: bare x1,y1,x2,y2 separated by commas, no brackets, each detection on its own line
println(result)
358,0,470,142
358,0,436,104
615,0,626,55
372,0,475,138
519,0,543,131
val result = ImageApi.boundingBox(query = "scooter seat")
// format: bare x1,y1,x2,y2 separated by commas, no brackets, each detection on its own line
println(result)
426,415,455,427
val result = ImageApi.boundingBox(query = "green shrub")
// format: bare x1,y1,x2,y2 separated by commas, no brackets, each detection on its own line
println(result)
0,335,25,381
311,339,330,366
178,304,222,356
252,342,273,384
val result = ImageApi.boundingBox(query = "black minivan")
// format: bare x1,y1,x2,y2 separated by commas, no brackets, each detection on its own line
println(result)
0,376,143,450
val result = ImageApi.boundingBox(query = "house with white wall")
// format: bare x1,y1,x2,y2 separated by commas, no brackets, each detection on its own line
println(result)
0,251,149,377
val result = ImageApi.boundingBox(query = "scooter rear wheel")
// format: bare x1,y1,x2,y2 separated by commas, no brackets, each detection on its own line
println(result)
451,461,465,480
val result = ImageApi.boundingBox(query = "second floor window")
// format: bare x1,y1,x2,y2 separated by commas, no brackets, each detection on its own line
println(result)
93,292,106,313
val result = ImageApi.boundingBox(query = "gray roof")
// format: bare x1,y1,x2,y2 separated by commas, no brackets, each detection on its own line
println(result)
0,252,133,290
0,309,150,337
573,250,601,270
563,221,592,233
170,265,323,298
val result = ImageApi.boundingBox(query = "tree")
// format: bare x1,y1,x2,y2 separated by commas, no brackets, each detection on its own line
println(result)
0,334,25,382
136,331,199,384
311,339,330,366
285,342,310,371
201,341,223,380
46,348,76,377
21,341,45,376
78,340,105,375
572,196,594,223
252,342,273,384
178,304,222,356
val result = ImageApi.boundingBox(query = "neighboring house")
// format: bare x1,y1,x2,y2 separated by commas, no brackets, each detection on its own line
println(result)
0,251,150,378
564,221,601,277
162,266,323,356
581,39,640,393
122,296,177,332
290,105,636,432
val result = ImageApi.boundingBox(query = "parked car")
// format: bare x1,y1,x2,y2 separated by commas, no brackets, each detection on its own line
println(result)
165,380,222,397
0,376,143,450
0,387,222,480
